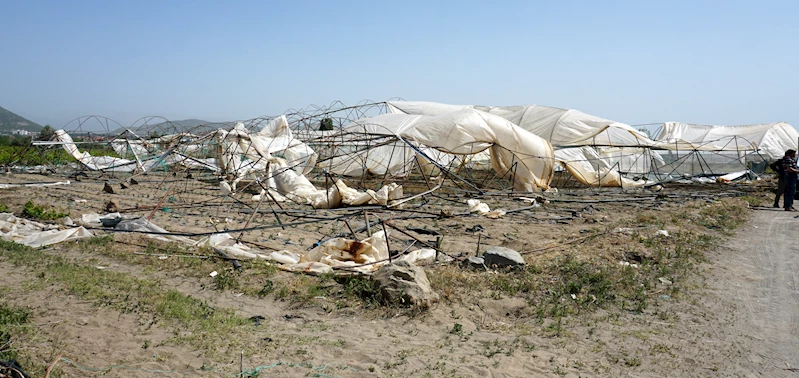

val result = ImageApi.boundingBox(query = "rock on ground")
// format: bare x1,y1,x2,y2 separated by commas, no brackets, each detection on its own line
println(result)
461,256,486,270
483,246,525,268
373,260,439,307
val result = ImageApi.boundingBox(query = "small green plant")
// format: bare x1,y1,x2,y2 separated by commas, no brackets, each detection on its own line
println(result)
22,200,69,220
257,281,275,297
0,303,31,362
0,203,9,213
213,269,241,291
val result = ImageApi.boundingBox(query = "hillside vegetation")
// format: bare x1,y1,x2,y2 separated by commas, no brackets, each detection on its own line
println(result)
0,106,41,133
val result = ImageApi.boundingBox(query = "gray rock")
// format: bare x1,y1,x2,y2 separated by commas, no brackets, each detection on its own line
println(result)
483,246,525,268
461,256,486,270
373,260,439,308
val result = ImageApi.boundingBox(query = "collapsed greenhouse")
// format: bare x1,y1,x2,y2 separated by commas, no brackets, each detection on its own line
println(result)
0,100,795,274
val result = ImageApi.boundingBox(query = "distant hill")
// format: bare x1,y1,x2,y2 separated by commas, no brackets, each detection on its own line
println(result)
0,106,42,133
109,119,229,136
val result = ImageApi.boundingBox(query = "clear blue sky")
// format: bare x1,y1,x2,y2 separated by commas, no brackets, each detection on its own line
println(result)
1,0,797,130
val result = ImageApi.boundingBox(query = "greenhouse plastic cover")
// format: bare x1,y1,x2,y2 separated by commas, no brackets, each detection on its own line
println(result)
387,101,654,147
655,122,798,160
322,108,555,191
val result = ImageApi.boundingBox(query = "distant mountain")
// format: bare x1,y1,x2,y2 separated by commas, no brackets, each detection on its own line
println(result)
109,119,229,136
0,106,42,133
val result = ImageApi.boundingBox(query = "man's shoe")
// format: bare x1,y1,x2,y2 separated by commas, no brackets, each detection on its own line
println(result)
774,204,781,208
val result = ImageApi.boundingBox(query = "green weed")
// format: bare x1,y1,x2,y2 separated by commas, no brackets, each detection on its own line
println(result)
22,200,69,220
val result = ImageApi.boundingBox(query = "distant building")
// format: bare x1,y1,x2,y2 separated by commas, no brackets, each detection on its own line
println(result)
11,130,31,136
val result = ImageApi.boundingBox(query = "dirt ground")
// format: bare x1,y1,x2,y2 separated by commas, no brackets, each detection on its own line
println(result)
0,173,795,377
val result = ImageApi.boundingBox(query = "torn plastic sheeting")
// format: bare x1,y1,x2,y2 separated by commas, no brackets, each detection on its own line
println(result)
466,199,506,218
334,180,403,206
215,120,317,183
96,215,436,275
555,147,649,188
74,212,125,228
267,158,404,209
55,129,142,172
467,199,490,215
200,233,273,260
323,108,555,191
115,218,196,244
275,232,446,275
0,213,93,248
0,181,71,189
716,170,755,183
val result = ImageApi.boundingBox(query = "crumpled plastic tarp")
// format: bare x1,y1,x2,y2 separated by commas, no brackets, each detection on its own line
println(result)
466,199,506,219
105,216,442,275
320,108,555,192
0,213,93,248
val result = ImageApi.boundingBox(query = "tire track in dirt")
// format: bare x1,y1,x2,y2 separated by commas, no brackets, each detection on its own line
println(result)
716,209,799,376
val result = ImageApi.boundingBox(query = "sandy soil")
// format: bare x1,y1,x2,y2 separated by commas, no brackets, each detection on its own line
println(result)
0,174,795,377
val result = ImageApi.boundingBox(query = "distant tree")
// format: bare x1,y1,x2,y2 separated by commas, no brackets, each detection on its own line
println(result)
636,127,654,140
319,118,334,131
38,125,55,141
10,135,31,147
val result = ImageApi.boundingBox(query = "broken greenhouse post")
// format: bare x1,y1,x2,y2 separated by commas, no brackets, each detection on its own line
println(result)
343,219,357,239
147,186,172,221
436,235,443,262
383,221,449,259
382,220,392,263
364,211,371,236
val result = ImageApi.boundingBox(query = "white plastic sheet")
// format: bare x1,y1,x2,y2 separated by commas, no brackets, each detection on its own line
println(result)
655,122,798,160
323,108,555,191
0,213,93,247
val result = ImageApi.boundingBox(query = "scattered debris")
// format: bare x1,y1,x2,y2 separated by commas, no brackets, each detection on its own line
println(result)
406,227,441,236
249,315,265,326
465,224,484,233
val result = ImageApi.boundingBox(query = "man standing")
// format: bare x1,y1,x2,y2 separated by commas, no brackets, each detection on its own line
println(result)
782,149,799,211
774,154,788,207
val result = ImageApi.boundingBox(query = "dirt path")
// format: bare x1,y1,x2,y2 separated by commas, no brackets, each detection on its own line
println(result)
714,208,799,376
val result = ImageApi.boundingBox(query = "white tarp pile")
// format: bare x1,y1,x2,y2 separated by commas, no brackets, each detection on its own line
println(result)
554,147,652,187
213,117,407,208
258,230,442,275
386,101,654,188
654,122,798,160
321,108,556,191
0,213,93,247
90,214,439,275
466,199,506,218
214,117,316,188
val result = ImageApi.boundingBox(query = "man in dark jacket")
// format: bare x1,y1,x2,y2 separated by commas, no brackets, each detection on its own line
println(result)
773,155,788,207
782,149,799,211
